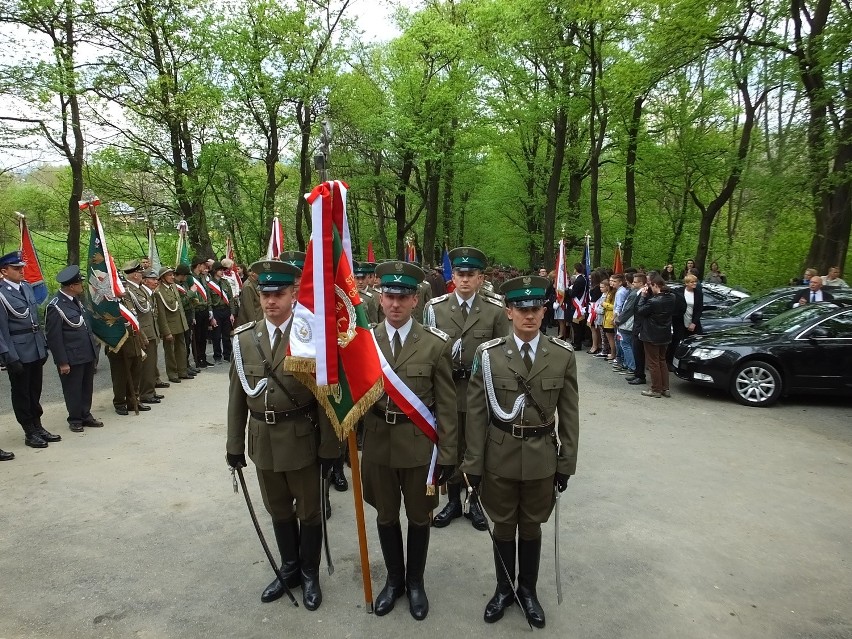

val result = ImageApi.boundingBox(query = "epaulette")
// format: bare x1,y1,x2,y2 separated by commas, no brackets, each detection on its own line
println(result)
549,336,574,351
361,289,373,298
48,297,59,306
427,293,449,306
481,337,505,350
422,325,449,341
483,295,504,307
233,321,257,335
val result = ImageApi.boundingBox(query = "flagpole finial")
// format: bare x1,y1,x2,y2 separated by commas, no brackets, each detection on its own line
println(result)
15,211,25,219
560,223,566,236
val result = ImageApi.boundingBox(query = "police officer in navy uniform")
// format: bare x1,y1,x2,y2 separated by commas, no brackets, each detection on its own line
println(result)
0,328,13,460
0,251,61,448
45,265,103,433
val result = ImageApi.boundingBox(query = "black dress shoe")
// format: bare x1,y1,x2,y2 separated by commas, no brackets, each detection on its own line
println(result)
24,429,48,448
140,396,161,404
115,405,129,416
179,374,192,379
0,449,14,461
153,393,165,399
627,377,647,385
331,465,348,492
467,498,489,531
168,377,181,383
69,423,85,433
136,403,152,411
35,425,62,442
155,381,171,388
432,484,463,527
82,417,104,427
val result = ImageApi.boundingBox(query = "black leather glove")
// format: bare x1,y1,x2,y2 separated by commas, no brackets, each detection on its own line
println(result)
7,360,24,375
555,472,570,493
465,474,482,490
318,457,336,478
226,452,247,469
436,464,455,485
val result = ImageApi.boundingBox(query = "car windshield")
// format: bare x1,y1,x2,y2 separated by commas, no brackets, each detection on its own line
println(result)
759,304,838,334
723,295,765,316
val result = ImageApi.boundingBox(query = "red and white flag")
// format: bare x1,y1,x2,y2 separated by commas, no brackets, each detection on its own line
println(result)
266,216,284,259
555,238,568,311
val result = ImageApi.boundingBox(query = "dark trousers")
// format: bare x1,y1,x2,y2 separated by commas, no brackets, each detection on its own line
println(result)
183,329,193,369
59,361,95,425
211,306,232,360
193,310,210,364
571,318,587,349
7,360,44,427
644,342,669,393
106,348,142,407
632,331,645,379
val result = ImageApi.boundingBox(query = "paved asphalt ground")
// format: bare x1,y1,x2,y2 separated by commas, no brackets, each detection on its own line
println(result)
1,342,851,639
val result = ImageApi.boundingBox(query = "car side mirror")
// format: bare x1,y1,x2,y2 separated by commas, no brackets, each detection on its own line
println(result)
749,312,763,323
808,327,830,340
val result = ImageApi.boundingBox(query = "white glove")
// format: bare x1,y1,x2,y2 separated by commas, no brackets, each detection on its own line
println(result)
552,302,559,310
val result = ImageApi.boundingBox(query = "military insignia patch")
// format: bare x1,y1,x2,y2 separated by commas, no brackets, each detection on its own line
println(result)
523,276,532,285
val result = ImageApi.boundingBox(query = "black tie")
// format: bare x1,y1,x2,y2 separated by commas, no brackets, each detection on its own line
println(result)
272,327,283,357
461,301,469,322
392,330,403,362
521,342,533,372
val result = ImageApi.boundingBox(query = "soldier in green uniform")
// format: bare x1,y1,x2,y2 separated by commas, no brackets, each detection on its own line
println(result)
155,266,190,382
414,273,432,322
363,261,457,621
107,261,149,416
237,268,261,327
461,275,579,628
125,267,163,405
226,260,339,611
354,261,379,326
190,257,213,368
174,265,198,376
426,247,509,531
209,262,236,363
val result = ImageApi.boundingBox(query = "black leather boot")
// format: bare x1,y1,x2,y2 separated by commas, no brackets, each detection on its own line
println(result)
331,456,348,491
432,483,462,527
35,422,62,442
467,495,488,531
484,538,516,623
261,519,301,603
516,537,546,628
23,424,47,448
374,522,405,616
299,524,323,611
406,524,430,620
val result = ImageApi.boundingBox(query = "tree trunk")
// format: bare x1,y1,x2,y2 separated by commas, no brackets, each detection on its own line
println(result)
624,96,644,268
422,158,440,266
373,153,390,259
543,105,567,269
394,151,415,259
295,101,312,250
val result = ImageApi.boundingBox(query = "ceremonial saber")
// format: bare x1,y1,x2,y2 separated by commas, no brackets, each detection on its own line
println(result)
348,430,374,613
233,467,298,607
321,471,335,575
464,474,533,631
555,487,563,605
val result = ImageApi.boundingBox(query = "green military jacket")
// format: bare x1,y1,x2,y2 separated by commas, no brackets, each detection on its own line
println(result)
461,335,579,480
362,320,457,469
126,281,159,341
155,283,189,337
236,278,261,327
227,320,339,473
424,291,509,412
188,273,211,313
414,280,433,323
359,287,379,326
209,276,236,313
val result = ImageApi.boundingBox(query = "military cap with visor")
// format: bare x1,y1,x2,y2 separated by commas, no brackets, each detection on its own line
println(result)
279,250,306,269
0,251,26,268
375,261,424,294
251,259,301,293
56,265,83,286
121,259,143,274
500,275,550,308
448,246,486,272
353,261,374,277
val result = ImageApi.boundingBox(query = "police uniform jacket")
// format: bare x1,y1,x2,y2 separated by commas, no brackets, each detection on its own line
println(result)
0,280,47,364
363,320,457,468
155,283,189,336
45,292,97,366
424,292,509,412
227,320,339,473
462,335,579,481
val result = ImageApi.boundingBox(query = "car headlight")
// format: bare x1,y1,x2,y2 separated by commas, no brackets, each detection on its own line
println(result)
691,347,725,360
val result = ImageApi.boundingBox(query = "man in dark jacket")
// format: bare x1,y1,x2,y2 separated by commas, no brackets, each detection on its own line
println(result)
626,272,647,385
570,263,587,349
792,276,834,307
636,273,676,398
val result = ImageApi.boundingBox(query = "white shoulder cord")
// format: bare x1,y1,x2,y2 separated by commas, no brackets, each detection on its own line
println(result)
157,287,179,313
49,300,84,328
424,303,435,327
0,291,30,319
128,287,151,313
481,349,525,421
231,334,267,398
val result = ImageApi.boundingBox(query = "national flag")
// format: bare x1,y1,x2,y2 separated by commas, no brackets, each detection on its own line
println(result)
285,180,383,440
86,205,138,348
366,238,376,262
16,213,47,304
266,216,284,259
613,242,623,273
176,220,190,267
147,226,162,272
555,238,568,310
442,244,452,283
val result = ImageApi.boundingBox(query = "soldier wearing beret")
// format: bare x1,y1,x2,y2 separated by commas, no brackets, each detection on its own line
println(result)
363,261,457,621
209,261,236,364
45,265,103,433
106,261,149,416
0,251,61,450
155,266,190,383
226,260,339,611
461,275,579,628
426,246,510,531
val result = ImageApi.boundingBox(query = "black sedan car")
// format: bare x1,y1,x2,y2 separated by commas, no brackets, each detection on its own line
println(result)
668,282,749,313
673,302,852,406
701,286,852,333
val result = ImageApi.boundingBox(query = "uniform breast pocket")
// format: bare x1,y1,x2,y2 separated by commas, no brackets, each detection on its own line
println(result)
242,364,266,385
541,377,564,405
492,376,518,409
405,363,433,394
473,329,490,339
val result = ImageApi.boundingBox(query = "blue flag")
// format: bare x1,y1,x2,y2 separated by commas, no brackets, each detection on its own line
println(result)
442,245,452,282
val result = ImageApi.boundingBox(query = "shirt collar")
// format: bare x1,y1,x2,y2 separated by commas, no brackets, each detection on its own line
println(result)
265,316,292,345
513,331,541,354
455,291,476,308
385,317,413,344
142,285,154,295
5,280,21,291
60,290,77,302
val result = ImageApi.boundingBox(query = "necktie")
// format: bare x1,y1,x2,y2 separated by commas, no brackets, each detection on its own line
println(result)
461,301,469,322
811,292,816,303
521,342,533,372
272,327,283,357
392,330,403,362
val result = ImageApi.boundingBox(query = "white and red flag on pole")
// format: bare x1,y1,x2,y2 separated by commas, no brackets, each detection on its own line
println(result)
16,213,47,304
265,216,284,259
555,237,568,313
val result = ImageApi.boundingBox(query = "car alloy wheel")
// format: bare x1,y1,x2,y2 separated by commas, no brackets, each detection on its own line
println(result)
731,360,782,407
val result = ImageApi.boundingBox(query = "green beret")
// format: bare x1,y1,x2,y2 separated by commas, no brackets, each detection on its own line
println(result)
500,275,549,307
374,261,424,294
448,246,486,272
251,259,301,292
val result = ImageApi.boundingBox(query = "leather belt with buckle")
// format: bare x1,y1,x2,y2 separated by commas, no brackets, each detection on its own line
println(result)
371,404,410,424
492,419,555,439
452,367,471,381
250,402,316,425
